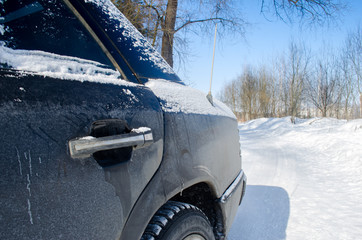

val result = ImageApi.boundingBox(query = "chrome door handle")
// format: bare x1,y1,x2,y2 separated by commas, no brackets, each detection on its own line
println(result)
69,127,153,159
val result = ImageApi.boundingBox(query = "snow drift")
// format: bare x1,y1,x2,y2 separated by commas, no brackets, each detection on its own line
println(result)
229,117,362,240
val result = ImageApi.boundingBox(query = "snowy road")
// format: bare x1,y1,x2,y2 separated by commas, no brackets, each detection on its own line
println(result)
228,118,362,240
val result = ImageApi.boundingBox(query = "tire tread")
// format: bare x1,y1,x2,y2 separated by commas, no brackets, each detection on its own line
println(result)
141,201,212,240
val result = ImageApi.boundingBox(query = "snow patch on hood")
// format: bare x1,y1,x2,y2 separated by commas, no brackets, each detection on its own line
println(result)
0,43,135,86
146,79,236,118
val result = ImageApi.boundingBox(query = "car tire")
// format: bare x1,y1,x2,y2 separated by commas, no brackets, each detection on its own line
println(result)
141,201,216,240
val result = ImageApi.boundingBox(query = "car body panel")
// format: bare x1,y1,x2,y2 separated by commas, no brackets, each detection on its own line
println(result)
0,0,245,239
120,79,242,239
0,69,163,239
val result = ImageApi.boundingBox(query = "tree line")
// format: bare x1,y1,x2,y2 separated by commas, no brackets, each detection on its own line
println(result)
112,0,354,121
218,27,362,122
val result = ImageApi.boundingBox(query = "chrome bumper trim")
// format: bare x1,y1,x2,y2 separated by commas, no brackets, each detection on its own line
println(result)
219,170,246,204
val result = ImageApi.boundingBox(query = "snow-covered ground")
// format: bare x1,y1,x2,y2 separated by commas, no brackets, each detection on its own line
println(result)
229,117,362,240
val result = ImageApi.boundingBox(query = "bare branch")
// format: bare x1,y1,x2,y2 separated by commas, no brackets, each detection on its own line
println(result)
262,0,345,25
175,17,234,33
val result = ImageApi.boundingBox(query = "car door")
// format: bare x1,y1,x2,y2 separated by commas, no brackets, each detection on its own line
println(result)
0,1,163,239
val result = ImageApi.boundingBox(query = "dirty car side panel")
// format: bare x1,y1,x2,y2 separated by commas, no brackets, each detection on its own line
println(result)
0,70,163,239
121,83,242,239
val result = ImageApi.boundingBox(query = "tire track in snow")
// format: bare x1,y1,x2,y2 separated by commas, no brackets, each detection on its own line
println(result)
229,118,362,240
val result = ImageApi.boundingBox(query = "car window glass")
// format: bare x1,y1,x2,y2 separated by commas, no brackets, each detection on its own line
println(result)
0,0,119,78
81,0,182,84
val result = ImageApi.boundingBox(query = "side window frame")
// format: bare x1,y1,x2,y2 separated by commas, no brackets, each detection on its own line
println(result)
63,0,142,84
62,0,128,81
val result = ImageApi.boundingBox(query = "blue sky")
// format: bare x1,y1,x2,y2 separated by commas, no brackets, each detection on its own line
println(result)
174,0,362,97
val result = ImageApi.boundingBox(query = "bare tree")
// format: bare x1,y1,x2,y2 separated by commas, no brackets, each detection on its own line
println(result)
271,56,288,117
113,0,245,67
238,67,258,121
218,79,240,114
257,67,274,117
111,0,165,44
217,24,361,121
284,42,310,122
339,50,356,119
164,0,248,67
308,57,341,117
161,0,178,67
345,26,362,118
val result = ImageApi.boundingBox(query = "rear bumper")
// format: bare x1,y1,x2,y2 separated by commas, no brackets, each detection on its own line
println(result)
219,170,247,204
216,170,247,238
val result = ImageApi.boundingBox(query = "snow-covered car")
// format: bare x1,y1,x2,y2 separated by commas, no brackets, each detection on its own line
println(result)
0,0,246,239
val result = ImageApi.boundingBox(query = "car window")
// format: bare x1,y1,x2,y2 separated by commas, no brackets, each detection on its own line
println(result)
80,0,183,84
0,0,118,78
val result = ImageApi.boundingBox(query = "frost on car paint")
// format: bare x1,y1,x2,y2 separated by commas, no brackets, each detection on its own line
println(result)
122,89,139,103
146,79,236,118
0,25,6,35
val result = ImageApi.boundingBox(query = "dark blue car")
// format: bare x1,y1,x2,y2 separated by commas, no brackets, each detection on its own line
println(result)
0,0,246,239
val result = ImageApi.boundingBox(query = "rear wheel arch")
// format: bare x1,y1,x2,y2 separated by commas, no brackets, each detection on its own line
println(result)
141,201,216,240
169,182,225,239
120,171,226,239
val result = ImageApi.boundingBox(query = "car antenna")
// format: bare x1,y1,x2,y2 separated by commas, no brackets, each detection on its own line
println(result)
206,23,218,106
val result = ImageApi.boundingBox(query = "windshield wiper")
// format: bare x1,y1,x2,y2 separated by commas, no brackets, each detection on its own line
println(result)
0,1,44,24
